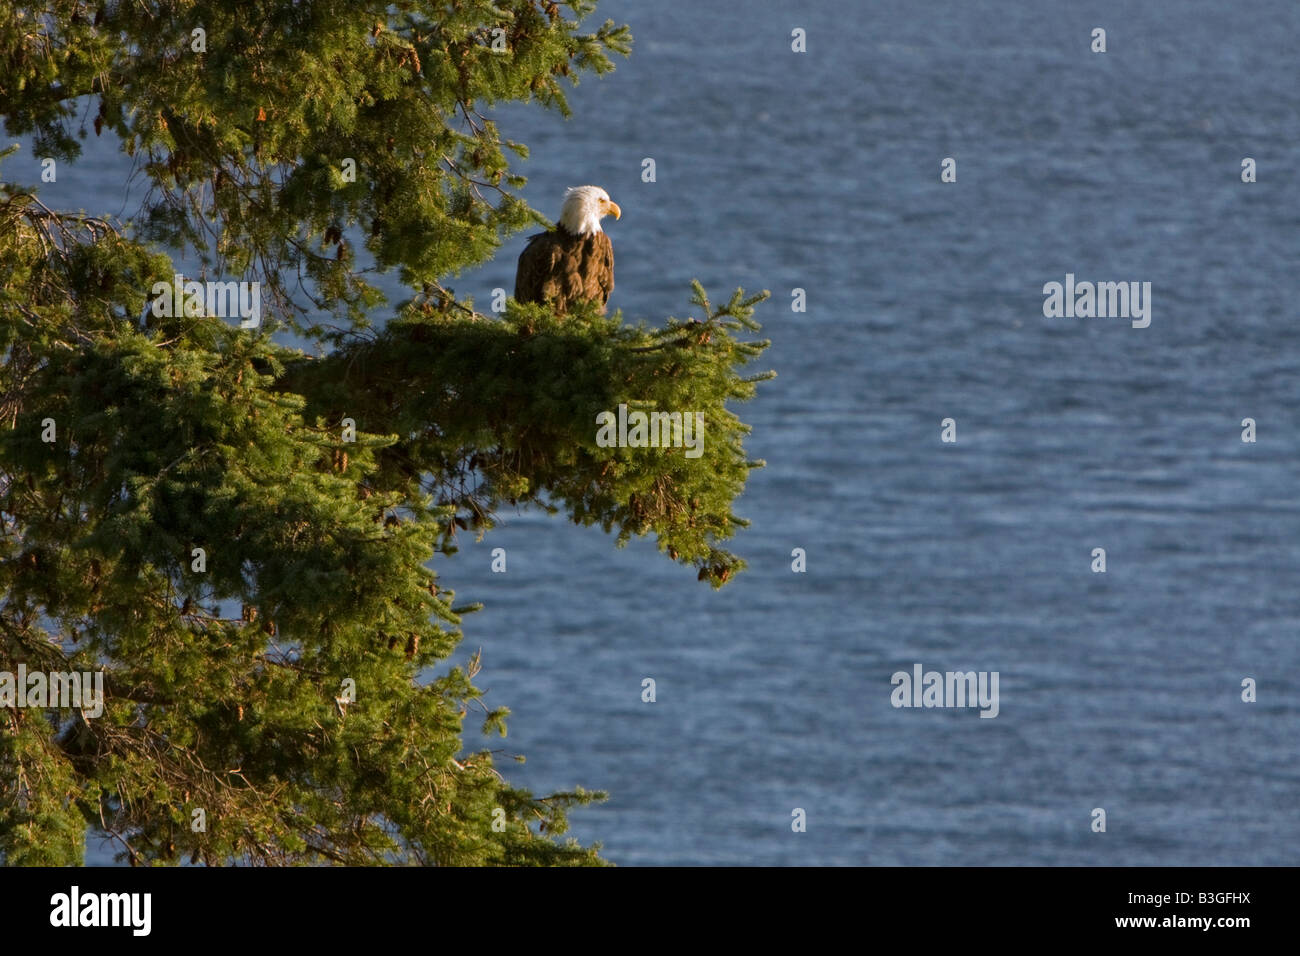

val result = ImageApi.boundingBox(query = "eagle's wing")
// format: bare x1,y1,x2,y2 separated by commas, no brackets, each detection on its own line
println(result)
515,231,565,307
514,229,615,316
588,231,614,313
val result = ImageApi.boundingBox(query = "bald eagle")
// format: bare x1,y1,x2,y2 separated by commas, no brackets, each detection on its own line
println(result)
514,185,620,316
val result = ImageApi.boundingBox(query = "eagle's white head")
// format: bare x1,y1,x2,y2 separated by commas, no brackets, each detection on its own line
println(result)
559,185,621,236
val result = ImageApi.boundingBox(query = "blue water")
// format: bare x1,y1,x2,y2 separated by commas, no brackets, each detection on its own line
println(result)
7,0,1298,865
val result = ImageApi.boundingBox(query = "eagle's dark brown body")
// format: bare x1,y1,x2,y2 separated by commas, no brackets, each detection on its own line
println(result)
514,226,614,316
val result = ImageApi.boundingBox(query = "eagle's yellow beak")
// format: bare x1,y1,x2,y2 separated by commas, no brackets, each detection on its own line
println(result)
604,199,621,220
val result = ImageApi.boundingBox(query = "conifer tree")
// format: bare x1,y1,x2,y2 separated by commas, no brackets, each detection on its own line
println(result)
0,1,771,865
